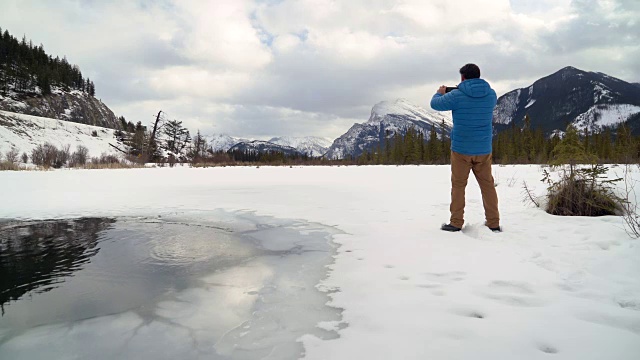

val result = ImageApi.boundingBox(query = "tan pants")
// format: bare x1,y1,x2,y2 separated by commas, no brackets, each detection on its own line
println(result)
450,151,500,228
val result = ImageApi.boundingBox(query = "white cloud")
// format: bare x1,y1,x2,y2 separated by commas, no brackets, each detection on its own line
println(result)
0,0,637,141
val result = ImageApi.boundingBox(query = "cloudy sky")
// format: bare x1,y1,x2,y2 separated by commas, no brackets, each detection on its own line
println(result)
1,0,638,139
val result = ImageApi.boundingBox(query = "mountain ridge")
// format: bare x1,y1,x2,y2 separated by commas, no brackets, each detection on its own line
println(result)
228,140,302,157
493,66,640,134
268,136,332,157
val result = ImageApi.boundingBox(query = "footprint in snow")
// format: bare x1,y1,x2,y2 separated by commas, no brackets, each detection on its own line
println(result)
424,271,466,282
537,344,558,354
488,280,535,294
577,311,640,334
460,223,496,239
450,308,485,319
384,264,395,269
416,282,443,289
479,280,544,307
482,293,545,307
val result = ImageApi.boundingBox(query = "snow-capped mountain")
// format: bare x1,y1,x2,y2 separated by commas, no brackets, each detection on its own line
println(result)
493,66,640,134
0,110,120,158
268,136,332,157
0,86,123,130
207,134,249,152
228,140,302,156
208,134,330,157
324,99,453,160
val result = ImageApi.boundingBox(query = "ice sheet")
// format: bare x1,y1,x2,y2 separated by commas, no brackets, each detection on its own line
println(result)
0,211,342,359
1,165,639,359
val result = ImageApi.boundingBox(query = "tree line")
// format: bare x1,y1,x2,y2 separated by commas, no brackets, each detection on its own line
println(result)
112,111,313,166
0,27,95,96
353,115,640,166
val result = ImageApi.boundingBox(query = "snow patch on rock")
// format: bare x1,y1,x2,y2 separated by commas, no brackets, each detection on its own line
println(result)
573,104,640,129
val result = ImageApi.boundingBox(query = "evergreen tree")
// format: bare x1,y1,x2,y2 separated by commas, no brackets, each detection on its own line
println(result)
162,120,191,157
0,27,93,95
551,125,597,176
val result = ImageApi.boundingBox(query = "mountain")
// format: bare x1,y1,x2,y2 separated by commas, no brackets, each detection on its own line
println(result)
493,66,640,134
268,136,332,157
228,140,302,156
0,87,122,130
209,134,331,157
324,98,452,160
0,110,120,159
207,134,249,152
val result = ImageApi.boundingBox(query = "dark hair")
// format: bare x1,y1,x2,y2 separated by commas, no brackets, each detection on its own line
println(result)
459,63,480,79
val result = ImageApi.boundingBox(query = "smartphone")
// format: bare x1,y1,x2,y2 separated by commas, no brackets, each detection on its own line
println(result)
445,86,458,93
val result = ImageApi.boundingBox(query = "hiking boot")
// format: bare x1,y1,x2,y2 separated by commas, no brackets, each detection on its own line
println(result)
488,225,502,233
441,223,462,232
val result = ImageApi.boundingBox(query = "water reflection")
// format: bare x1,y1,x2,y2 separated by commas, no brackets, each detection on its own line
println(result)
0,218,115,313
0,212,343,359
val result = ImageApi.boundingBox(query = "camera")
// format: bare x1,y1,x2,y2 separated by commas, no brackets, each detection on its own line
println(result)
445,86,458,93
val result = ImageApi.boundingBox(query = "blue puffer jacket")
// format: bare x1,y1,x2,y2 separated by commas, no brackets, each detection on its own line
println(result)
430,78,497,155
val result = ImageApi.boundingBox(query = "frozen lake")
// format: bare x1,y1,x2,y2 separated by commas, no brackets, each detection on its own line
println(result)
0,211,343,359
1,166,639,359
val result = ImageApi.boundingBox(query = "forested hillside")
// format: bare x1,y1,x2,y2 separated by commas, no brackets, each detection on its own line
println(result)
0,26,94,96
0,27,122,129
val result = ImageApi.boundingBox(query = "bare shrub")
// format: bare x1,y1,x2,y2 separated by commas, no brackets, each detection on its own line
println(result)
99,153,120,164
90,153,121,165
82,162,141,169
619,164,640,238
69,145,89,167
168,154,176,167
5,148,19,164
522,181,540,208
31,143,61,168
31,145,44,166
541,125,621,217
21,152,28,164
57,144,71,167
543,166,621,216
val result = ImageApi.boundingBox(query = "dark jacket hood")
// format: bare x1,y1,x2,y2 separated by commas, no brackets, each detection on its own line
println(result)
458,78,491,98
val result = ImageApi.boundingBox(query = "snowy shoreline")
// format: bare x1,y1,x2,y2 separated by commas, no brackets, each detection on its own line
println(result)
1,165,639,359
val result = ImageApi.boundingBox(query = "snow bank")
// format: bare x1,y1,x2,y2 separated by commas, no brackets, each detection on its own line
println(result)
0,165,638,359
0,110,120,159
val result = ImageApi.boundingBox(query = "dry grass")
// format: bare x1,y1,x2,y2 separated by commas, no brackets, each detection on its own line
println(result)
546,177,620,216
78,162,145,170
543,166,622,217
0,161,29,171
0,161,144,171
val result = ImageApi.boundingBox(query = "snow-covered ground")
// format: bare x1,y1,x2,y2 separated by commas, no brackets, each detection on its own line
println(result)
0,110,120,158
0,165,639,359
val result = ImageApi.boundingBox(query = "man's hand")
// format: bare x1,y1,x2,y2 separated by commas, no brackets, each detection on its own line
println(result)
437,85,447,95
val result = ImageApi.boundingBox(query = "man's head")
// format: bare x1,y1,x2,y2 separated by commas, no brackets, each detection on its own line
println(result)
459,63,481,81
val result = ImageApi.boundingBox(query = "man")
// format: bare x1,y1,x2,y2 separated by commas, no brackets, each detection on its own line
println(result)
430,63,501,232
